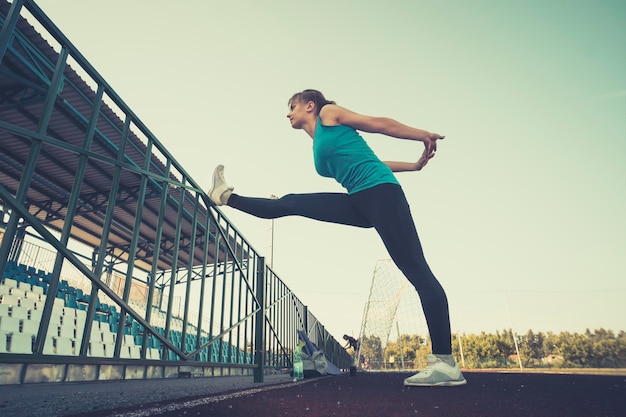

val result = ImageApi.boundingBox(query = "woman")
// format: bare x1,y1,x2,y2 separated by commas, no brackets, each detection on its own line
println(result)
208,89,465,387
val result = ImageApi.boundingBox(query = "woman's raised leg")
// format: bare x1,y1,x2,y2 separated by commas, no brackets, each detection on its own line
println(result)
228,193,372,228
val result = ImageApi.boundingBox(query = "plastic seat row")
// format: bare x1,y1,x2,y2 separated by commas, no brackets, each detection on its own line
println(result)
2,265,251,363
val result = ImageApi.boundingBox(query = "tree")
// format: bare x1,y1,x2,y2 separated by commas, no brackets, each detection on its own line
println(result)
361,328,625,370
359,335,383,369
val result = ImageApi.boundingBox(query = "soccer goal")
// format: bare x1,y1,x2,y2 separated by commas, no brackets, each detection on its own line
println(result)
357,259,428,370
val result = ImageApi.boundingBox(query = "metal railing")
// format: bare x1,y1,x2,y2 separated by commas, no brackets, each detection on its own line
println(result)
0,0,351,383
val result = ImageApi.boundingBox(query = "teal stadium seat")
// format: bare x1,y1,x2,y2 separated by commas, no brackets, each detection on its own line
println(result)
66,294,77,309
211,342,219,362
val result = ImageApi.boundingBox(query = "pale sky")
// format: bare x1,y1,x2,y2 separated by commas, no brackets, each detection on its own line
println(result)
27,0,626,340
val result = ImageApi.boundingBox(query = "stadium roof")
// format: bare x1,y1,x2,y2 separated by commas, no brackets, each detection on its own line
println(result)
0,1,238,276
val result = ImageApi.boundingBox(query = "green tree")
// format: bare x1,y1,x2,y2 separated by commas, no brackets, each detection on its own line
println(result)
558,331,593,367
361,328,626,370
359,335,383,369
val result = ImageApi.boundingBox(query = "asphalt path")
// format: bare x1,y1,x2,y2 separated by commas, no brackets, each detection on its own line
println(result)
1,371,624,417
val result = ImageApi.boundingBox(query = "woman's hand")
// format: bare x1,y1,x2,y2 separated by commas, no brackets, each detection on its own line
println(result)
416,133,444,170
385,133,444,172
415,149,434,171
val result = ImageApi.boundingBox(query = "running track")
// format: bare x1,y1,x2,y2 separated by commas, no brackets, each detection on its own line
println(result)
2,371,624,417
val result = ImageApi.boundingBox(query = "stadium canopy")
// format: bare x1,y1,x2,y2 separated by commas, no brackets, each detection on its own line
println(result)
0,0,240,278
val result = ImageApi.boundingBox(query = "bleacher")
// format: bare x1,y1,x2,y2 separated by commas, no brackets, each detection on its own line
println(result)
0,260,251,364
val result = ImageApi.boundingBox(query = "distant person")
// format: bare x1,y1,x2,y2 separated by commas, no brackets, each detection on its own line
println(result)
342,334,359,352
208,89,466,387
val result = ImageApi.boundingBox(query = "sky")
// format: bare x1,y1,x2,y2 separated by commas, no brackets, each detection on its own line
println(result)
23,0,626,341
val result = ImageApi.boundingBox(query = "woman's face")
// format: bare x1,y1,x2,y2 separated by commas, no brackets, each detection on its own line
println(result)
286,98,310,129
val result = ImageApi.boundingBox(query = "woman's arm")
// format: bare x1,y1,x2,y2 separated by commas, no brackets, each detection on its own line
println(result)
384,159,430,172
320,104,443,142
384,143,436,172
320,105,444,171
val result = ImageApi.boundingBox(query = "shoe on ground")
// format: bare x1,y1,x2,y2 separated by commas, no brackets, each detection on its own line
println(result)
403,354,467,387
208,164,234,206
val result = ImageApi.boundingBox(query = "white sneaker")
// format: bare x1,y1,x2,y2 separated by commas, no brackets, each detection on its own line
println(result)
403,354,467,387
208,165,234,206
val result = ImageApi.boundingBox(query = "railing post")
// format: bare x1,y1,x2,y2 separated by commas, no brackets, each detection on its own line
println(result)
254,256,266,383
0,0,24,64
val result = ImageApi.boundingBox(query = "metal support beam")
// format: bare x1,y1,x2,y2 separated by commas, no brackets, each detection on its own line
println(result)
0,0,24,63
163,180,186,359
253,256,266,383
141,160,171,358
181,193,200,358
0,43,67,283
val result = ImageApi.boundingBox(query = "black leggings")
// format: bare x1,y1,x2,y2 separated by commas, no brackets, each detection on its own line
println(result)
228,183,452,354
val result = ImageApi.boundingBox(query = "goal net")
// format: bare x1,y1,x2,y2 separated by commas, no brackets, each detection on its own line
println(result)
357,259,427,369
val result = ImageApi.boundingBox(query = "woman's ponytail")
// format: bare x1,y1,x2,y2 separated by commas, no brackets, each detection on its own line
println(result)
288,89,335,114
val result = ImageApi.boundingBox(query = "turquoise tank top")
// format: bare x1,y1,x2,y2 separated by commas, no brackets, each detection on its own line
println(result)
313,117,399,194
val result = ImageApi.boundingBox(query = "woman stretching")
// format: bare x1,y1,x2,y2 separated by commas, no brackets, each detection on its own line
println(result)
208,89,466,387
